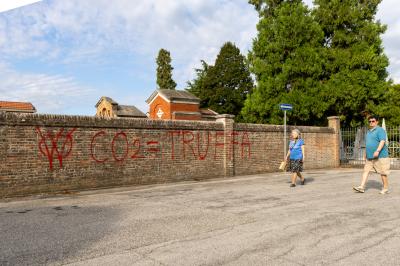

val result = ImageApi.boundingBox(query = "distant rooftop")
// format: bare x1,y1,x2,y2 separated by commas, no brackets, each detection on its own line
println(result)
0,101,36,113
96,96,146,118
116,105,147,118
146,89,200,104
95,96,117,107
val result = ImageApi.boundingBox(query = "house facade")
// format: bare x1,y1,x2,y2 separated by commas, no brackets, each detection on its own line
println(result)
146,89,218,121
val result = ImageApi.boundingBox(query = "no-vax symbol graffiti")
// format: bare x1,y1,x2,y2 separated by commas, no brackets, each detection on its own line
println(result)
36,127,77,170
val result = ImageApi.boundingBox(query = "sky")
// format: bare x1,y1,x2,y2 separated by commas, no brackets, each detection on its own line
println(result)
0,0,399,115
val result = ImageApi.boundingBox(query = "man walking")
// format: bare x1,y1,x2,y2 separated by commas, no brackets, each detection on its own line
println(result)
353,115,390,194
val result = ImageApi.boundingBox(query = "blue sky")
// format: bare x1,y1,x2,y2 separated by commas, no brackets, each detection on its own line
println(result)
0,0,399,115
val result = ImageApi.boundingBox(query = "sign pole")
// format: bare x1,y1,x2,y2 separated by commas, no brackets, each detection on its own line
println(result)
279,103,292,161
284,110,287,160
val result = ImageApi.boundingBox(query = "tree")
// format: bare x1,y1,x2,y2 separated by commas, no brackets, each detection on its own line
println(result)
242,0,327,125
187,42,254,119
379,83,400,126
186,60,210,105
313,0,390,127
156,49,176,90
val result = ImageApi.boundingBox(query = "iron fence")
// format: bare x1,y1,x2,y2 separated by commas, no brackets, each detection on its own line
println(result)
340,127,400,169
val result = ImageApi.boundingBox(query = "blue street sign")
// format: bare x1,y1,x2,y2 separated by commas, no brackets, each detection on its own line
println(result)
279,103,293,111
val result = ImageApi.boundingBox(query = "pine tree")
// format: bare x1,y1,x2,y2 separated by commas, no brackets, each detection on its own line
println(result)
242,0,326,125
156,49,177,90
313,0,389,127
187,42,254,119
186,60,210,107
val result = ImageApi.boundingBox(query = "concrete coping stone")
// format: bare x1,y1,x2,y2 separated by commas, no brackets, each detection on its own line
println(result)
0,113,224,131
234,123,335,134
0,113,335,133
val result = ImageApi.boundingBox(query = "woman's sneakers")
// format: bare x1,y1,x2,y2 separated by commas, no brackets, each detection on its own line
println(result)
379,188,389,195
353,186,365,193
290,179,305,187
353,186,389,194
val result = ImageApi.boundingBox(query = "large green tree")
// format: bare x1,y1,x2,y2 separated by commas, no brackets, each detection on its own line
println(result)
313,0,389,127
379,83,400,125
187,42,254,119
242,0,327,125
156,48,176,90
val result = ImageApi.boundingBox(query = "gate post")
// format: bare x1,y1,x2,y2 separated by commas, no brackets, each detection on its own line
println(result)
216,114,235,177
328,116,340,168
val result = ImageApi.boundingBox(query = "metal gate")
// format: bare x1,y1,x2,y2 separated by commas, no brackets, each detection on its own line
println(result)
340,127,400,169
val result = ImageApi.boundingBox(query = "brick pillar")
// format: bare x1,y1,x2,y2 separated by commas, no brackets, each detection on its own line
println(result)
0,112,6,167
328,116,340,167
216,114,235,177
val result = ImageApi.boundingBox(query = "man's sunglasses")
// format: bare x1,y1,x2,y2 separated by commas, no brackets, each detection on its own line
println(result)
368,120,377,123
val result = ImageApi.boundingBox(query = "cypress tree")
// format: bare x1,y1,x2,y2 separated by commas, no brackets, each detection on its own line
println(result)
156,49,177,90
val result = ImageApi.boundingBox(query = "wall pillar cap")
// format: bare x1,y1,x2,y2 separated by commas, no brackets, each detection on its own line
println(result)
327,116,340,120
216,114,235,119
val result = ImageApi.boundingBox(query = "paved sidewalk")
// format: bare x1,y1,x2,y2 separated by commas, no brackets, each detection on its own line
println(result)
1,169,400,266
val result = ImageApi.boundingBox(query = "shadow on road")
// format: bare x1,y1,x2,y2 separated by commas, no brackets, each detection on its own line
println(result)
0,204,120,265
366,180,383,190
285,177,315,184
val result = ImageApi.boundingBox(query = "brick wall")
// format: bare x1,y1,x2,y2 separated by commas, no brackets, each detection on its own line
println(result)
0,112,339,198
170,102,200,114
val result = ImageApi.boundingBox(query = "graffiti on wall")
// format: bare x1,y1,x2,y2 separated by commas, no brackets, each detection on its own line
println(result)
36,127,77,170
36,128,252,170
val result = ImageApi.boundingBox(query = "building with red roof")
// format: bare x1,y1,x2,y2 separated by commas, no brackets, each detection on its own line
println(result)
0,101,36,113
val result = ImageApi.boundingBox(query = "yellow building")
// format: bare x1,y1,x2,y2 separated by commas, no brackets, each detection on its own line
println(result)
95,97,147,118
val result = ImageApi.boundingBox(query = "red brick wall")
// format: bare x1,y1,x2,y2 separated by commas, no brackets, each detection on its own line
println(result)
0,113,338,198
170,102,200,113
233,123,337,176
173,114,202,121
171,102,201,120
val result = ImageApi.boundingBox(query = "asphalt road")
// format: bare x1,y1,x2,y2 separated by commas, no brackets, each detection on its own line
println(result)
1,169,400,266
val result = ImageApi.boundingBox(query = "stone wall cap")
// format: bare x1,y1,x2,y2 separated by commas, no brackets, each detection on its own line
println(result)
0,112,224,130
216,114,235,119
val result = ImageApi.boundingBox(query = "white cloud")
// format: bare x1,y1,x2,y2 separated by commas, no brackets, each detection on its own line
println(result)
1,0,399,115
0,0,42,13
0,62,96,114
377,0,400,82
0,0,258,85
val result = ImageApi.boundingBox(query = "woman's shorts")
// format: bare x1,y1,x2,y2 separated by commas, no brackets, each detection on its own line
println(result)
287,159,303,173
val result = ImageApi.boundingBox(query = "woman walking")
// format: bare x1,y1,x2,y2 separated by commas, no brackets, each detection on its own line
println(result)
285,129,305,187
